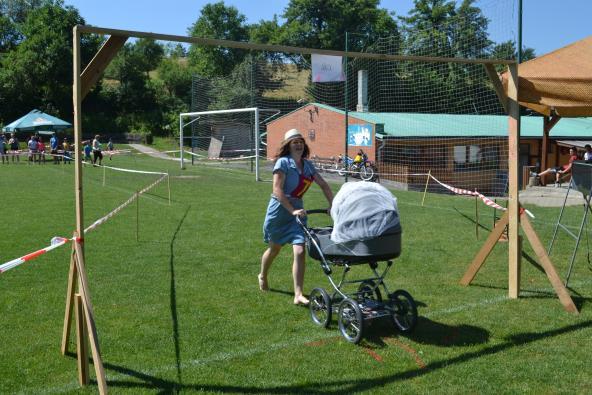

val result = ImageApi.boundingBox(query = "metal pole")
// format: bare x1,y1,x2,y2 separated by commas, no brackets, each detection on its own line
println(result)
517,0,523,64
344,32,349,183
179,115,184,169
255,107,260,181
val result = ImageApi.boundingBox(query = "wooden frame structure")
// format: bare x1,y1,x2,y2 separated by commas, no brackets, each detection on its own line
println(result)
66,24,576,393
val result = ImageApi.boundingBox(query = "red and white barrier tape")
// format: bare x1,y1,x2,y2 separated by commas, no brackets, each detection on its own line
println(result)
85,174,167,233
1,174,167,275
0,237,72,274
428,174,534,218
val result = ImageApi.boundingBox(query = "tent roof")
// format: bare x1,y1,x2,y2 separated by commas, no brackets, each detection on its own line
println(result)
502,36,592,117
2,109,72,132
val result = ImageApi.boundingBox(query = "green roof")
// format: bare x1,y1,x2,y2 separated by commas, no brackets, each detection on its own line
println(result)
313,103,592,138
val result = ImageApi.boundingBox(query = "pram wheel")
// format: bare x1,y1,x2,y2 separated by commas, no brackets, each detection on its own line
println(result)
357,280,382,302
338,298,363,344
309,288,332,328
389,290,418,333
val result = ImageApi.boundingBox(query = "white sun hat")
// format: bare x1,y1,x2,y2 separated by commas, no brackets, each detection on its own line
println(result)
284,128,303,142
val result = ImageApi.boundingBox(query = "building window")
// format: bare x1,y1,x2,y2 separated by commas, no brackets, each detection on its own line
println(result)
454,144,500,171
308,129,315,141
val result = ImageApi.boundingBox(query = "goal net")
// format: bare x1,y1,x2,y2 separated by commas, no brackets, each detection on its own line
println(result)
189,0,518,195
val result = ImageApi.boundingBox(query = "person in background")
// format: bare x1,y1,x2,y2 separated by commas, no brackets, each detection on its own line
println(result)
533,146,579,187
8,133,19,163
37,137,46,164
83,140,92,162
63,137,72,164
259,128,334,306
584,144,592,162
92,134,103,166
0,134,8,164
107,137,114,160
50,132,59,164
27,135,38,164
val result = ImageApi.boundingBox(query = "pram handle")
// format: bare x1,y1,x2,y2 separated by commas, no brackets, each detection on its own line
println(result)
305,209,330,215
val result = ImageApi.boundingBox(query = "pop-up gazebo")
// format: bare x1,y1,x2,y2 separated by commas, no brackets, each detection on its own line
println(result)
2,109,72,133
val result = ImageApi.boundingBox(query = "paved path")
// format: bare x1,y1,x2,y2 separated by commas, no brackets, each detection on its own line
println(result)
519,185,585,207
128,143,180,161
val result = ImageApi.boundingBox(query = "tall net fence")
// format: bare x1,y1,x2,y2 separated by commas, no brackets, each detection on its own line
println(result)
190,0,518,196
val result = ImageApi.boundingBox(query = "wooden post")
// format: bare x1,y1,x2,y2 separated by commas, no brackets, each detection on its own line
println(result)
61,247,77,355
71,26,108,394
75,293,89,385
421,170,431,207
507,63,521,299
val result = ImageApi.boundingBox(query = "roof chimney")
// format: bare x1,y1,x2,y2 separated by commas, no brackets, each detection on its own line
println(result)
356,70,368,112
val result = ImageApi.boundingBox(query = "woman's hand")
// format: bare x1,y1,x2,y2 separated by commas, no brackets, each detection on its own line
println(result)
292,209,306,217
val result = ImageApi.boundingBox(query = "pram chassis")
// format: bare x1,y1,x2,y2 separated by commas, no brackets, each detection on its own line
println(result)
297,210,418,344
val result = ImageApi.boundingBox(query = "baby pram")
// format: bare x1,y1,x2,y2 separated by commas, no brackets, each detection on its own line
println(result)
296,183,418,344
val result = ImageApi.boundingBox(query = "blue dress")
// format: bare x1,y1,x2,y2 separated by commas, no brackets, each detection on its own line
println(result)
263,156,317,245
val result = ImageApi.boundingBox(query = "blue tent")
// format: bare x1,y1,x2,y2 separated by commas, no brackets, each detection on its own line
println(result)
2,109,72,133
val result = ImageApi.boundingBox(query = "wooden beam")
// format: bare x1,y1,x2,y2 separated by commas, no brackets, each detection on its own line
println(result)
520,213,579,313
80,35,127,100
460,211,509,285
77,25,515,66
61,247,77,355
73,241,108,394
75,293,89,386
541,114,562,172
507,63,521,299
483,64,508,114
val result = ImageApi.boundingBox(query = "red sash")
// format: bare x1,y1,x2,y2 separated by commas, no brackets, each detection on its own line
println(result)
290,174,314,198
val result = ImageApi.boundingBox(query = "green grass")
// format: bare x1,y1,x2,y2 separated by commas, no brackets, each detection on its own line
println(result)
1,151,592,394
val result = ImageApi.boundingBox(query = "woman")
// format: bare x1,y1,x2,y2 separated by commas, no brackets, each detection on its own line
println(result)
259,129,334,305
92,134,103,166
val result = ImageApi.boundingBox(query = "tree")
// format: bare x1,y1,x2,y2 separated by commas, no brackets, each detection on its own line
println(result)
0,1,100,123
133,38,164,77
188,2,249,77
281,0,399,52
491,40,536,72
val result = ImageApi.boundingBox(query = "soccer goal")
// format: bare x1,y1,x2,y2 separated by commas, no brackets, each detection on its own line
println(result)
179,107,261,179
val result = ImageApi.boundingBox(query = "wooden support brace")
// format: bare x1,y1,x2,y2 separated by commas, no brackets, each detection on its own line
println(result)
460,211,509,285
483,64,508,114
80,35,128,100
520,213,579,313
61,246,78,355
75,293,89,385
72,241,108,394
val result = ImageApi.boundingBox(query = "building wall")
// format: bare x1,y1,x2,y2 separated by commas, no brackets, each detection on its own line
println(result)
266,104,376,161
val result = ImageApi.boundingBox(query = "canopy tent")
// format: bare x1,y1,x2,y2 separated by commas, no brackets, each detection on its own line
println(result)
2,109,72,133
502,36,592,117
499,36,592,171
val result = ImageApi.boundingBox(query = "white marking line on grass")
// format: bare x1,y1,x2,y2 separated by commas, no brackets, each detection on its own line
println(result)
30,291,521,395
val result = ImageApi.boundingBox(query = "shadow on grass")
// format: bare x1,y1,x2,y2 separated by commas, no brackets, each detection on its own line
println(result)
453,206,492,233
168,205,192,386
90,319,592,393
362,317,489,348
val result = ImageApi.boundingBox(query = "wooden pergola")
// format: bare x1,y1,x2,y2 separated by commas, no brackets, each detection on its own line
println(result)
65,25,577,394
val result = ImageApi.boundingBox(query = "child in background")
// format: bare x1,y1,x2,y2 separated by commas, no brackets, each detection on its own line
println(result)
63,138,72,164
83,141,92,162
107,137,114,160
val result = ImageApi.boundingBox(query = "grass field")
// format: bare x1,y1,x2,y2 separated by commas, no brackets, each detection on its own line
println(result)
1,150,592,394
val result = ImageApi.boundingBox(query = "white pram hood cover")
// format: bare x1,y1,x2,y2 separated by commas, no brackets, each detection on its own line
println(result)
330,181,400,243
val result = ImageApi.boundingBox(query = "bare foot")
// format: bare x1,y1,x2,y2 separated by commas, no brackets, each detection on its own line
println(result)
293,295,309,306
258,274,269,291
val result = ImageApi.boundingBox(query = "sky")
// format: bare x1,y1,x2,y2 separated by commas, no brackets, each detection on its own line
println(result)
62,0,591,57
